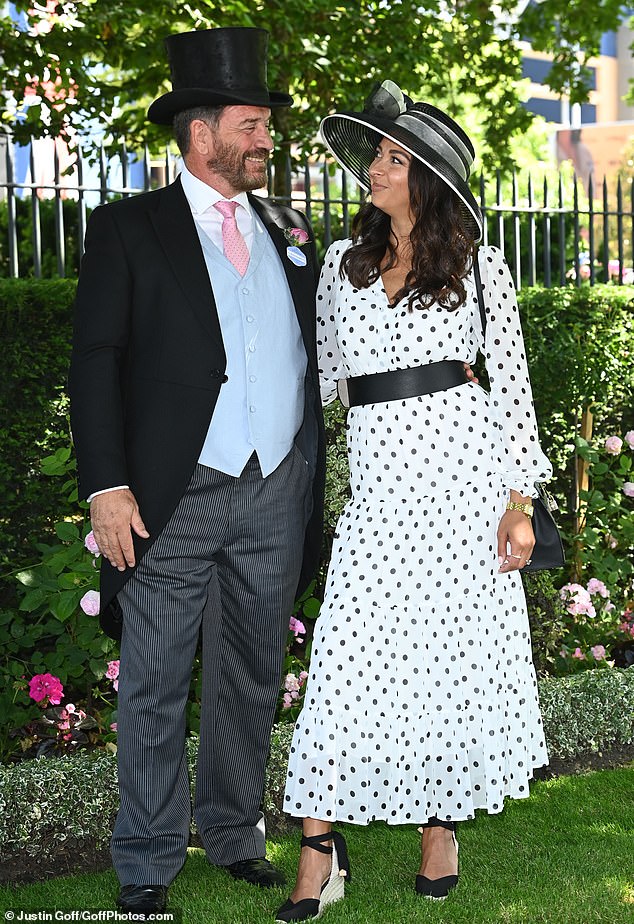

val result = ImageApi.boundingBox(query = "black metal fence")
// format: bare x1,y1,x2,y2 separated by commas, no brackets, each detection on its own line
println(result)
1,135,633,287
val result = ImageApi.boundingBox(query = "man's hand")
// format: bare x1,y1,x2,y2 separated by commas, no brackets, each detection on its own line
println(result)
90,489,149,571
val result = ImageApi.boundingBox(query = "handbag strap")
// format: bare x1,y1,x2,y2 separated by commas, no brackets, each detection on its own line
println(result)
472,248,487,338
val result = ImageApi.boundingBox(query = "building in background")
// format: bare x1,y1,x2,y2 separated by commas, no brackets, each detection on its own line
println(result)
520,18,634,196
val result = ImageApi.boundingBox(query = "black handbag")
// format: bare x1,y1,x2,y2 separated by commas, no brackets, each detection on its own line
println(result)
522,482,565,571
473,253,565,571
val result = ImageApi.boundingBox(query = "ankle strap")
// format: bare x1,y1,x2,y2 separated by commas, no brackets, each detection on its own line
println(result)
300,830,352,883
300,832,334,855
418,817,457,832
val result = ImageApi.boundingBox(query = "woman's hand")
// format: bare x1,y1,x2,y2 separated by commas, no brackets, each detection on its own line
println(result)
463,362,479,385
497,509,535,573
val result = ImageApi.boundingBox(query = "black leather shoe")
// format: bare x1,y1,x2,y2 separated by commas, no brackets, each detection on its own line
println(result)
117,884,168,914
224,857,286,887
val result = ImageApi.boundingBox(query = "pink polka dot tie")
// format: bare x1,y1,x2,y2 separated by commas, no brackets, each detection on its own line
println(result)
214,199,250,276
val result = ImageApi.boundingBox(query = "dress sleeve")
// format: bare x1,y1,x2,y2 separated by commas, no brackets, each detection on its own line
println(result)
477,246,553,496
316,241,347,406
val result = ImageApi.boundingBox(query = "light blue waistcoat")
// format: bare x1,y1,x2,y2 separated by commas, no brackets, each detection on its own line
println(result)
195,214,307,478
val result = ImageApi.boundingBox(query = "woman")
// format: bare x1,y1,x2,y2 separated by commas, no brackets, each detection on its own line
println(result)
275,81,552,922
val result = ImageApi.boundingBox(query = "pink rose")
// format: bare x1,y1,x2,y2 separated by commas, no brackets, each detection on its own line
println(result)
289,616,306,637
560,583,595,616
619,610,634,637
604,436,623,455
590,644,606,660
289,227,309,244
80,590,100,616
560,582,585,599
110,722,118,732
586,578,609,598
106,659,120,681
623,483,634,498
84,531,100,555
625,431,634,450
299,670,309,682
28,673,64,705
284,672,301,693
572,647,586,660
106,659,120,691
282,692,293,709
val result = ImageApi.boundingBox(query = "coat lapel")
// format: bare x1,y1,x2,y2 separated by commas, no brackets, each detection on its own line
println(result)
149,178,225,353
249,195,316,348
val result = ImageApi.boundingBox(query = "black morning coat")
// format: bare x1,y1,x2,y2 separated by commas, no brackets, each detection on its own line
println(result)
68,177,326,639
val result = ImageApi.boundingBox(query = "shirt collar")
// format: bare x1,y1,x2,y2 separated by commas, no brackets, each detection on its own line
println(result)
179,163,252,218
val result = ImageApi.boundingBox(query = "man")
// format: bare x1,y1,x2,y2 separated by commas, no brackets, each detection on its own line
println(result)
69,27,325,915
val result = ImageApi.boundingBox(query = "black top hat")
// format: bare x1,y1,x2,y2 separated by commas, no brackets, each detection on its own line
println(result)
148,27,292,124
320,80,482,242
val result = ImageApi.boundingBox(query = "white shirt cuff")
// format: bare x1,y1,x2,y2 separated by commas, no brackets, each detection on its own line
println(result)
87,485,130,503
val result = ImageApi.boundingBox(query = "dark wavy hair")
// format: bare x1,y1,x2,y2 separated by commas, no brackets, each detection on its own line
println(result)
341,157,475,311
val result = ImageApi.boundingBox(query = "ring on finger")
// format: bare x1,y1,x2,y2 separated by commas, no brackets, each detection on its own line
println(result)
510,554,522,560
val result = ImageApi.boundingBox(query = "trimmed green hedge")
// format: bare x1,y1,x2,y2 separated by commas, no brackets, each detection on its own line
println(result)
1,669,632,864
519,283,634,503
0,278,77,590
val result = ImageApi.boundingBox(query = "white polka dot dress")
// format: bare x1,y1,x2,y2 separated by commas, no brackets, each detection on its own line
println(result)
284,243,553,825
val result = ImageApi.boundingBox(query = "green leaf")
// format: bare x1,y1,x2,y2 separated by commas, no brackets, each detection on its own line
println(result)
302,597,321,619
18,588,50,612
15,569,39,587
9,621,26,639
57,573,83,590
50,591,83,623
55,521,80,542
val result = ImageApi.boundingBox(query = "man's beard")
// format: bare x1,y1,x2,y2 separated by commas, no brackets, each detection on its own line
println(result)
206,138,269,191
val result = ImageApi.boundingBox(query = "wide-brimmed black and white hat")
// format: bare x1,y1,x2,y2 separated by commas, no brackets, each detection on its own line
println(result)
320,79,482,241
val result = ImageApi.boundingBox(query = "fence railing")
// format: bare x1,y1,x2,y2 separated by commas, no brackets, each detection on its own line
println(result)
1,134,633,286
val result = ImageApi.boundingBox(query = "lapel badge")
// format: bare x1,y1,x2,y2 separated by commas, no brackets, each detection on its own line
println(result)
283,227,310,267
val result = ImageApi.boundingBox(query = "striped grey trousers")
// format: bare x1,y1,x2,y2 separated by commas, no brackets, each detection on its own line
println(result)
112,447,312,886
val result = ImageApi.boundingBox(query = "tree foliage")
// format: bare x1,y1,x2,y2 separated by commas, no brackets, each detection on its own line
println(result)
0,1,631,173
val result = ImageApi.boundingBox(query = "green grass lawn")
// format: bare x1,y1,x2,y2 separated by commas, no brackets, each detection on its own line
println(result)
2,767,632,923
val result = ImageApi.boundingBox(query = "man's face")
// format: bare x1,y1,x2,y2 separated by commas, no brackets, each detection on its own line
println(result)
206,105,274,194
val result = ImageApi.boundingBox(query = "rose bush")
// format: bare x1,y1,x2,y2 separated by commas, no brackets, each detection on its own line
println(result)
555,431,634,672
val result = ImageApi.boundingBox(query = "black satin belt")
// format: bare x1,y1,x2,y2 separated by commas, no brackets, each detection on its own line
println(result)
341,360,469,408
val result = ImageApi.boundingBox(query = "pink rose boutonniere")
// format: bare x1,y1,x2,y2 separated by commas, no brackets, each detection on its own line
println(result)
283,227,310,267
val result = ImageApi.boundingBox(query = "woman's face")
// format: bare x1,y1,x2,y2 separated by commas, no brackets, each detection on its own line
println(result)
368,137,412,221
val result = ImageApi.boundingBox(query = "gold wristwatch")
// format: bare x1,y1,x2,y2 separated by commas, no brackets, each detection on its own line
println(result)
506,500,534,518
